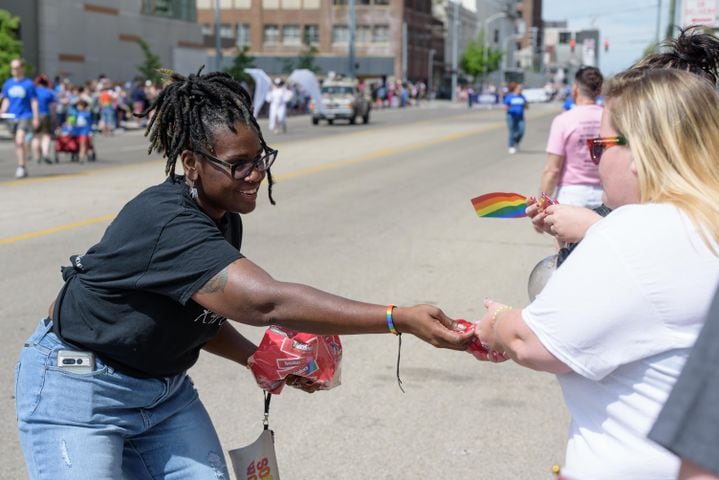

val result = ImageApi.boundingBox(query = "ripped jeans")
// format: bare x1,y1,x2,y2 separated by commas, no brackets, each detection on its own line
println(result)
15,318,229,479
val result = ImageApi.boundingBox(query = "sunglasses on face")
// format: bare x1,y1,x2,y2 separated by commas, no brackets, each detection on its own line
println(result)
586,136,627,165
196,148,278,179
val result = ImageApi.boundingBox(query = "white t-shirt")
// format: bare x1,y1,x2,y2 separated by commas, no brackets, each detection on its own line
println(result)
523,203,719,480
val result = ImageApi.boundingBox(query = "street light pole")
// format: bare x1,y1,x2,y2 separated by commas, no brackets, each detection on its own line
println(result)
428,48,435,97
348,0,356,78
483,12,507,87
500,34,519,86
214,0,223,72
451,0,459,102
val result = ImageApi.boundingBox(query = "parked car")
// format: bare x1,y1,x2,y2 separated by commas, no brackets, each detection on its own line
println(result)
311,80,371,125
521,88,552,103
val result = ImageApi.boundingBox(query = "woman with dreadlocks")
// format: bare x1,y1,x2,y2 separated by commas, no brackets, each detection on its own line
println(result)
15,69,473,479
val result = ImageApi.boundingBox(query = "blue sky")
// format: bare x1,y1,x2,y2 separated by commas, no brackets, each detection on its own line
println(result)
542,0,671,75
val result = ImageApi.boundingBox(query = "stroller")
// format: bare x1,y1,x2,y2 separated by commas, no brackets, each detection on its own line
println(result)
54,124,96,163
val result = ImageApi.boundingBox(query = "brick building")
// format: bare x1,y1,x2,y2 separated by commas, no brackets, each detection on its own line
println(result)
197,0,445,81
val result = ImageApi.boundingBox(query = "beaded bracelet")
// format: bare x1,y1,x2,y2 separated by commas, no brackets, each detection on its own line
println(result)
491,305,513,329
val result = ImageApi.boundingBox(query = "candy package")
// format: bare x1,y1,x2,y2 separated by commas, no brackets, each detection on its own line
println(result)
247,326,343,394
453,319,489,361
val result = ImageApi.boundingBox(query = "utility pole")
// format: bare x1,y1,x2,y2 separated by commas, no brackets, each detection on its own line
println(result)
348,0,356,78
655,0,663,46
483,12,507,88
451,0,459,102
402,22,408,82
666,0,677,41
214,0,223,72
428,48,435,96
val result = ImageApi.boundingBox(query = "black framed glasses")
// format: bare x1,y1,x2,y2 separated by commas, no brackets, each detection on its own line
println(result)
586,136,627,165
196,148,278,179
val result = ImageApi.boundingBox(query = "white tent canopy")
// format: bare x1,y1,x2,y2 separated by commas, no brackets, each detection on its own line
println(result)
244,68,272,118
287,69,324,114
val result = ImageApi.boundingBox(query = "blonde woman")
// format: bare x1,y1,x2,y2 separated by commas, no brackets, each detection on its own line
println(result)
474,68,719,478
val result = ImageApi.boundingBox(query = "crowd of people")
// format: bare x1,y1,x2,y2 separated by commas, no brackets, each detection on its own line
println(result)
8,26,719,480
0,61,164,177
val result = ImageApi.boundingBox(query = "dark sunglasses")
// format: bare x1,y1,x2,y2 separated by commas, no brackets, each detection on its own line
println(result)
196,148,278,179
586,136,627,165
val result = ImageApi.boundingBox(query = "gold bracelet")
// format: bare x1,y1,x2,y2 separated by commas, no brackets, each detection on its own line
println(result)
491,305,513,329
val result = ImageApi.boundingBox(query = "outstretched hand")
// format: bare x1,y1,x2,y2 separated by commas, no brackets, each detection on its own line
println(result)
542,205,603,243
393,304,475,350
472,299,511,363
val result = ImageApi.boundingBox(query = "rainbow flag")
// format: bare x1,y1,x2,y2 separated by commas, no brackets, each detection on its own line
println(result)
471,192,528,218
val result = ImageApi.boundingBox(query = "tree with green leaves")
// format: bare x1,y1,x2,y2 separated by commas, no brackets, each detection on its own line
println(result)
460,32,503,83
0,9,24,83
136,38,163,85
224,46,255,84
297,31,321,74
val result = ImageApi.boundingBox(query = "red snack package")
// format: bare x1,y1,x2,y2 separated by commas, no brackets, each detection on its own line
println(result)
453,319,489,360
247,326,343,394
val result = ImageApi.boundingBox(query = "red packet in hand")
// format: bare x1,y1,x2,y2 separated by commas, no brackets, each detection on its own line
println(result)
453,319,489,361
248,326,343,394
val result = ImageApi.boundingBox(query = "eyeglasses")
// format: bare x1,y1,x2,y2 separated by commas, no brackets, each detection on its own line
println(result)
586,136,627,165
196,148,277,179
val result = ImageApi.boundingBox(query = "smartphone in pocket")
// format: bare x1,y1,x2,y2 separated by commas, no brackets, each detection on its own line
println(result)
57,350,95,374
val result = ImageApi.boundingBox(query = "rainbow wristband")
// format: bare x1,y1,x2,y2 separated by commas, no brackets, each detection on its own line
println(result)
386,304,400,335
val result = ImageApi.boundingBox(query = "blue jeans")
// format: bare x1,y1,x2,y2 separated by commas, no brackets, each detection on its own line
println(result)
15,319,229,479
506,115,525,147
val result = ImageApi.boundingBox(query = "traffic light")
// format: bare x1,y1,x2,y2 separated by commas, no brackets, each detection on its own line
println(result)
570,39,576,53
604,39,609,52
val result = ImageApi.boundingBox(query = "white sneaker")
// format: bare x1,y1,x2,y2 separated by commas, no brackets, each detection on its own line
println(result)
15,166,28,178
508,147,517,154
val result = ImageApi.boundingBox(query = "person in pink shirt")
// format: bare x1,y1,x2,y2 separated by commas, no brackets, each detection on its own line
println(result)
540,66,604,207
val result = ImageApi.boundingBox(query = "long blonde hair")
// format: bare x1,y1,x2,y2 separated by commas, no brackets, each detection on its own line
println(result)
605,68,719,249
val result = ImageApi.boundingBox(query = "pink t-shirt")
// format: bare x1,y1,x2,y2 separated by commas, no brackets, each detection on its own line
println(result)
546,104,603,186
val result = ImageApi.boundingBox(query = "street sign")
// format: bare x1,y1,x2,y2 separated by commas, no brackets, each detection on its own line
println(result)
682,0,718,28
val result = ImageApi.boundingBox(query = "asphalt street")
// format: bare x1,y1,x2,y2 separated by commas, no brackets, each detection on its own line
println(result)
0,101,568,479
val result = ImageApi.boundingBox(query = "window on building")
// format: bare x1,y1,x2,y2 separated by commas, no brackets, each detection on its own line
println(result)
356,25,372,43
559,31,571,44
220,23,234,39
282,25,301,45
237,24,251,46
304,0,321,7
373,25,389,42
197,0,211,8
374,0,390,4
201,23,213,36
332,25,349,43
141,0,197,21
494,29,499,43
333,0,348,4
264,25,280,45
357,0,371,4
304,24,319,44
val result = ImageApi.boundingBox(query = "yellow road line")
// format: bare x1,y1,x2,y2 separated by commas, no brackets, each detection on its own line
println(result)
0,214,116,245
1,108,556,246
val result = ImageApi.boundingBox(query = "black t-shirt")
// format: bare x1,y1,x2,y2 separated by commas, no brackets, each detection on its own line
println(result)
53,176,244,377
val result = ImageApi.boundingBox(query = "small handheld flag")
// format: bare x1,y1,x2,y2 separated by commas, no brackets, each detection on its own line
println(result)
471,192,528,218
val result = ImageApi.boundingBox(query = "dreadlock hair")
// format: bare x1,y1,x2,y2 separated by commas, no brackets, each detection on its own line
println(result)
138,66,276,204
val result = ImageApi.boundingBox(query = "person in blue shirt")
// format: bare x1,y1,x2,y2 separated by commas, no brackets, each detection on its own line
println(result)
1,58,39,178
32,75,56,165
502,82,528,154
73,100,94,163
